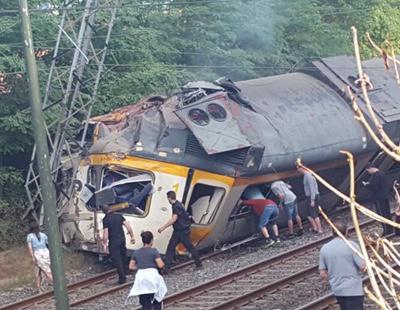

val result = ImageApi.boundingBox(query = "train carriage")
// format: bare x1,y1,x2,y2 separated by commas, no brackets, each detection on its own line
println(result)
60,55,400,254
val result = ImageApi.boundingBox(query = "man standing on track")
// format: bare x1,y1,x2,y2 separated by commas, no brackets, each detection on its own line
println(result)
271,180,304,238
158,190,203,270
319,220,366,310
363,163,393,236
297,166,323,234
102,205,135,284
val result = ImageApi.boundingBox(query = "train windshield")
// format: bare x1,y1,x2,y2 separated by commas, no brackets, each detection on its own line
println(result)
81,167,154,216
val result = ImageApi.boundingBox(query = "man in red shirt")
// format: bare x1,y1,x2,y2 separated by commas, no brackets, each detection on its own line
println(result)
242,198,281,247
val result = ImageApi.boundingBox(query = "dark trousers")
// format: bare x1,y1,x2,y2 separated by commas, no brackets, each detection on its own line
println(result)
336,295,364,310
139,294,163,310
109,241,127,282
395,214,400,236
165,229,201,267
375,199,393,236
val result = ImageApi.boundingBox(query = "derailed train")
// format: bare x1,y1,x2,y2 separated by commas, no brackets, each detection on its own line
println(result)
60,55,400,254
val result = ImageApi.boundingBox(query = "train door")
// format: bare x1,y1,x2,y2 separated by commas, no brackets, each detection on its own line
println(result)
183,170,232,248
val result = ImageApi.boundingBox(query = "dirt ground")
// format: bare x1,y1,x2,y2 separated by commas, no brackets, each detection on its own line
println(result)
0,246,101,291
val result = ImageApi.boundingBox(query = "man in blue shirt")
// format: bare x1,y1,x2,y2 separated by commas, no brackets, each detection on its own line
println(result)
319,220,366,310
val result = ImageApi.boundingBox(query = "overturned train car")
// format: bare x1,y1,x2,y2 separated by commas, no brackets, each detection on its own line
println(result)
60,56,400,254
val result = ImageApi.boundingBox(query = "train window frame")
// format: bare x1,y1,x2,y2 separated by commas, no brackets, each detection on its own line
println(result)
228,184,272,221
228,201,253,221
187,183,225,225
82,167,155,217
87,167,97,187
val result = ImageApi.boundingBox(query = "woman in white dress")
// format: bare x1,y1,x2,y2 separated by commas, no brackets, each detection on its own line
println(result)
26,222,53,291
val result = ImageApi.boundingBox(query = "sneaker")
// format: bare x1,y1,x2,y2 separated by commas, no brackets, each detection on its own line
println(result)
296,229,304,236
265,239,276,248
195,263,203,269
286,234,295,240
275,238,281,245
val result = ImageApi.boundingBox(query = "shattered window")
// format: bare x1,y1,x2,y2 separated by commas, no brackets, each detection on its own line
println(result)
83,167,154,216
229,184,270,220
207,103,227,122
188,108,209,126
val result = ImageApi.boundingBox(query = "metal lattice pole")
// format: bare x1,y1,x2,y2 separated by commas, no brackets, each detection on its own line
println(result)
24,0,121,221
19,0,70,307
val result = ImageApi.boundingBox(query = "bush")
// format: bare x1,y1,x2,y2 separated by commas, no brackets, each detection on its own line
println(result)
0,199,28,251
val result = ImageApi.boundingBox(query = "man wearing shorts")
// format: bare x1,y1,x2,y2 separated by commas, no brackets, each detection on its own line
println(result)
242,198,281,247
298,166,323,234
271,181,304,238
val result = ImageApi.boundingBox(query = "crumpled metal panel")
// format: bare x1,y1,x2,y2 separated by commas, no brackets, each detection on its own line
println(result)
183,81,224,91
236,72,368,171
175,93,251,155
315,56,400,122
137,109,162,152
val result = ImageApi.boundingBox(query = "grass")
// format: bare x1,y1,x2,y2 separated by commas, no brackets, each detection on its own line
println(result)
0,246,95,291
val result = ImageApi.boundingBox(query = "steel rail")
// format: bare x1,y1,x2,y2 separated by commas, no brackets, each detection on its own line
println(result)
70,205,354,307
0,232,263,309
210,233,397,310
68,237,270,307
296,260,399,310
144,216,380,309
296,293,336,310
0,205,369,309
0,269,116,310
210,265,319,310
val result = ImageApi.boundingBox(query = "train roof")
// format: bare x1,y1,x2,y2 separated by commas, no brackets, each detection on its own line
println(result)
87,56,400,177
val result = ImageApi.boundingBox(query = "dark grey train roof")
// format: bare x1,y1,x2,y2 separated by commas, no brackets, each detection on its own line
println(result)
88,56,400,176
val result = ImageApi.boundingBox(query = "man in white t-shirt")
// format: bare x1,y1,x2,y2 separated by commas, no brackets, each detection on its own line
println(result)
271,181,304,238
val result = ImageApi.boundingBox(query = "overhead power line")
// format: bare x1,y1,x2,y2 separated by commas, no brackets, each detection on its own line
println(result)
0,63,394,77
1,1,400,17
0,0,233,15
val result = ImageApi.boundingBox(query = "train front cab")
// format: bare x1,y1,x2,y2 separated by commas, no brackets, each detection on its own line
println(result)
71,154,234,254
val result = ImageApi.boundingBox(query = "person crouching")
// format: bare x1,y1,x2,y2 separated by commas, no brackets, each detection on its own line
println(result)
126,231,167,310
241,198,281,247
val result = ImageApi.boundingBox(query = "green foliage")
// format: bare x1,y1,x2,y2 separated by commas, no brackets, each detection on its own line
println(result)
1,0,400,247
0,199,28,250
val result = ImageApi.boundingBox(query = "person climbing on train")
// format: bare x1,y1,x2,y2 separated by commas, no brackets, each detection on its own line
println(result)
297,166,323,234
158,190,203,270
102,205,135,284
271,180,304,238
241,196,281,247
127,231,167,310
27,221,53,292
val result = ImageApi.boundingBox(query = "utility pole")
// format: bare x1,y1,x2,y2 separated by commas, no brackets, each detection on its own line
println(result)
19,1,70,309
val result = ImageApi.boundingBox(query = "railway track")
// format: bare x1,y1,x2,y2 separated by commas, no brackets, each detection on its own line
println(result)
1,230,270,310
157,219,383,310
297,262,400,310
0,205,378,310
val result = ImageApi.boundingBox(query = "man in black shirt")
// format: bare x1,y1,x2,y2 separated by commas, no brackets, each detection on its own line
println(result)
102,205,135,284
363,164,393,236
158,191,202,269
